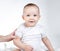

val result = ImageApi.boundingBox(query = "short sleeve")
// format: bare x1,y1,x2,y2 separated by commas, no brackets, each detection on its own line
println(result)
39,25,47,38
41,33,47,38
15,25,23,38
40,25,47,38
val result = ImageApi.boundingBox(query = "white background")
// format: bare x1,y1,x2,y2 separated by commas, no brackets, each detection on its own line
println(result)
0,0,60,50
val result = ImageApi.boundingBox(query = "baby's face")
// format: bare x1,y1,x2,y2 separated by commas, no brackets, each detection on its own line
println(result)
22,6,40,27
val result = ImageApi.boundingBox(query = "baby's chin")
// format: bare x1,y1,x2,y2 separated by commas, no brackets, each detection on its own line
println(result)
25,22,37,27
28,23,36,27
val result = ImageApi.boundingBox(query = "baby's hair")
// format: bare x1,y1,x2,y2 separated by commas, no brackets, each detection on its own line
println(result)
24,3,40,12
24,3,39,8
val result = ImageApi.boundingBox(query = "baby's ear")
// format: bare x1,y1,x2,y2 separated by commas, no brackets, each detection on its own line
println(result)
39,15,41,20
39,14,41,17
22,15,24,20
39,15,41,18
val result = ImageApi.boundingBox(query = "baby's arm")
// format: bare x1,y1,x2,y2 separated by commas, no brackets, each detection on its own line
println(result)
42,37,54,51
13,36,33,51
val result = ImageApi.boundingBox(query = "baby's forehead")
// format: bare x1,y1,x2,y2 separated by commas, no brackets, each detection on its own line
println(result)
23,5,40,14
23,6,39,13
23,7,39,14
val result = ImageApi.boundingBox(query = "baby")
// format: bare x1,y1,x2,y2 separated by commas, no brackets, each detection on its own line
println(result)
13,3,54,51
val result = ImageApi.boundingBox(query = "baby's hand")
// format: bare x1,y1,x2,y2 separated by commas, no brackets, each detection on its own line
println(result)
24,45,33,51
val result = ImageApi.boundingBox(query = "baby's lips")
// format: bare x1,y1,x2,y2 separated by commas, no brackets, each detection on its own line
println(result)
29,21,35,22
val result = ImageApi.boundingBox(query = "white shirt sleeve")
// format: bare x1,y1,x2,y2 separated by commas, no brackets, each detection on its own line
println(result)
40,25,47,38
41,33,47,38
15,26,23,38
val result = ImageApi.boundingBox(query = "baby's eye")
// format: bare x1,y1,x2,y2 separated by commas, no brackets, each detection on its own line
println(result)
27,15,30,17
34,15,37,17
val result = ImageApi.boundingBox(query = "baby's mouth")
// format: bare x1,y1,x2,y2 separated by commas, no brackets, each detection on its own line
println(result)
29,20,35,23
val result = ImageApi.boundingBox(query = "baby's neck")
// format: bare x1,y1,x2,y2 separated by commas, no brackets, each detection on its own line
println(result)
24,23,36,27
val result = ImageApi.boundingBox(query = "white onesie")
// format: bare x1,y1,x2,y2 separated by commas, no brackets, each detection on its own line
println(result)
15,23,47,51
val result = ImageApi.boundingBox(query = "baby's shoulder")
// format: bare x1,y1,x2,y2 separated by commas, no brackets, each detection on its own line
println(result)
17,23,25,30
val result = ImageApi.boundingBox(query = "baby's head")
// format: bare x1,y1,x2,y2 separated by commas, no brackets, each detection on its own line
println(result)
22,3,40,27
